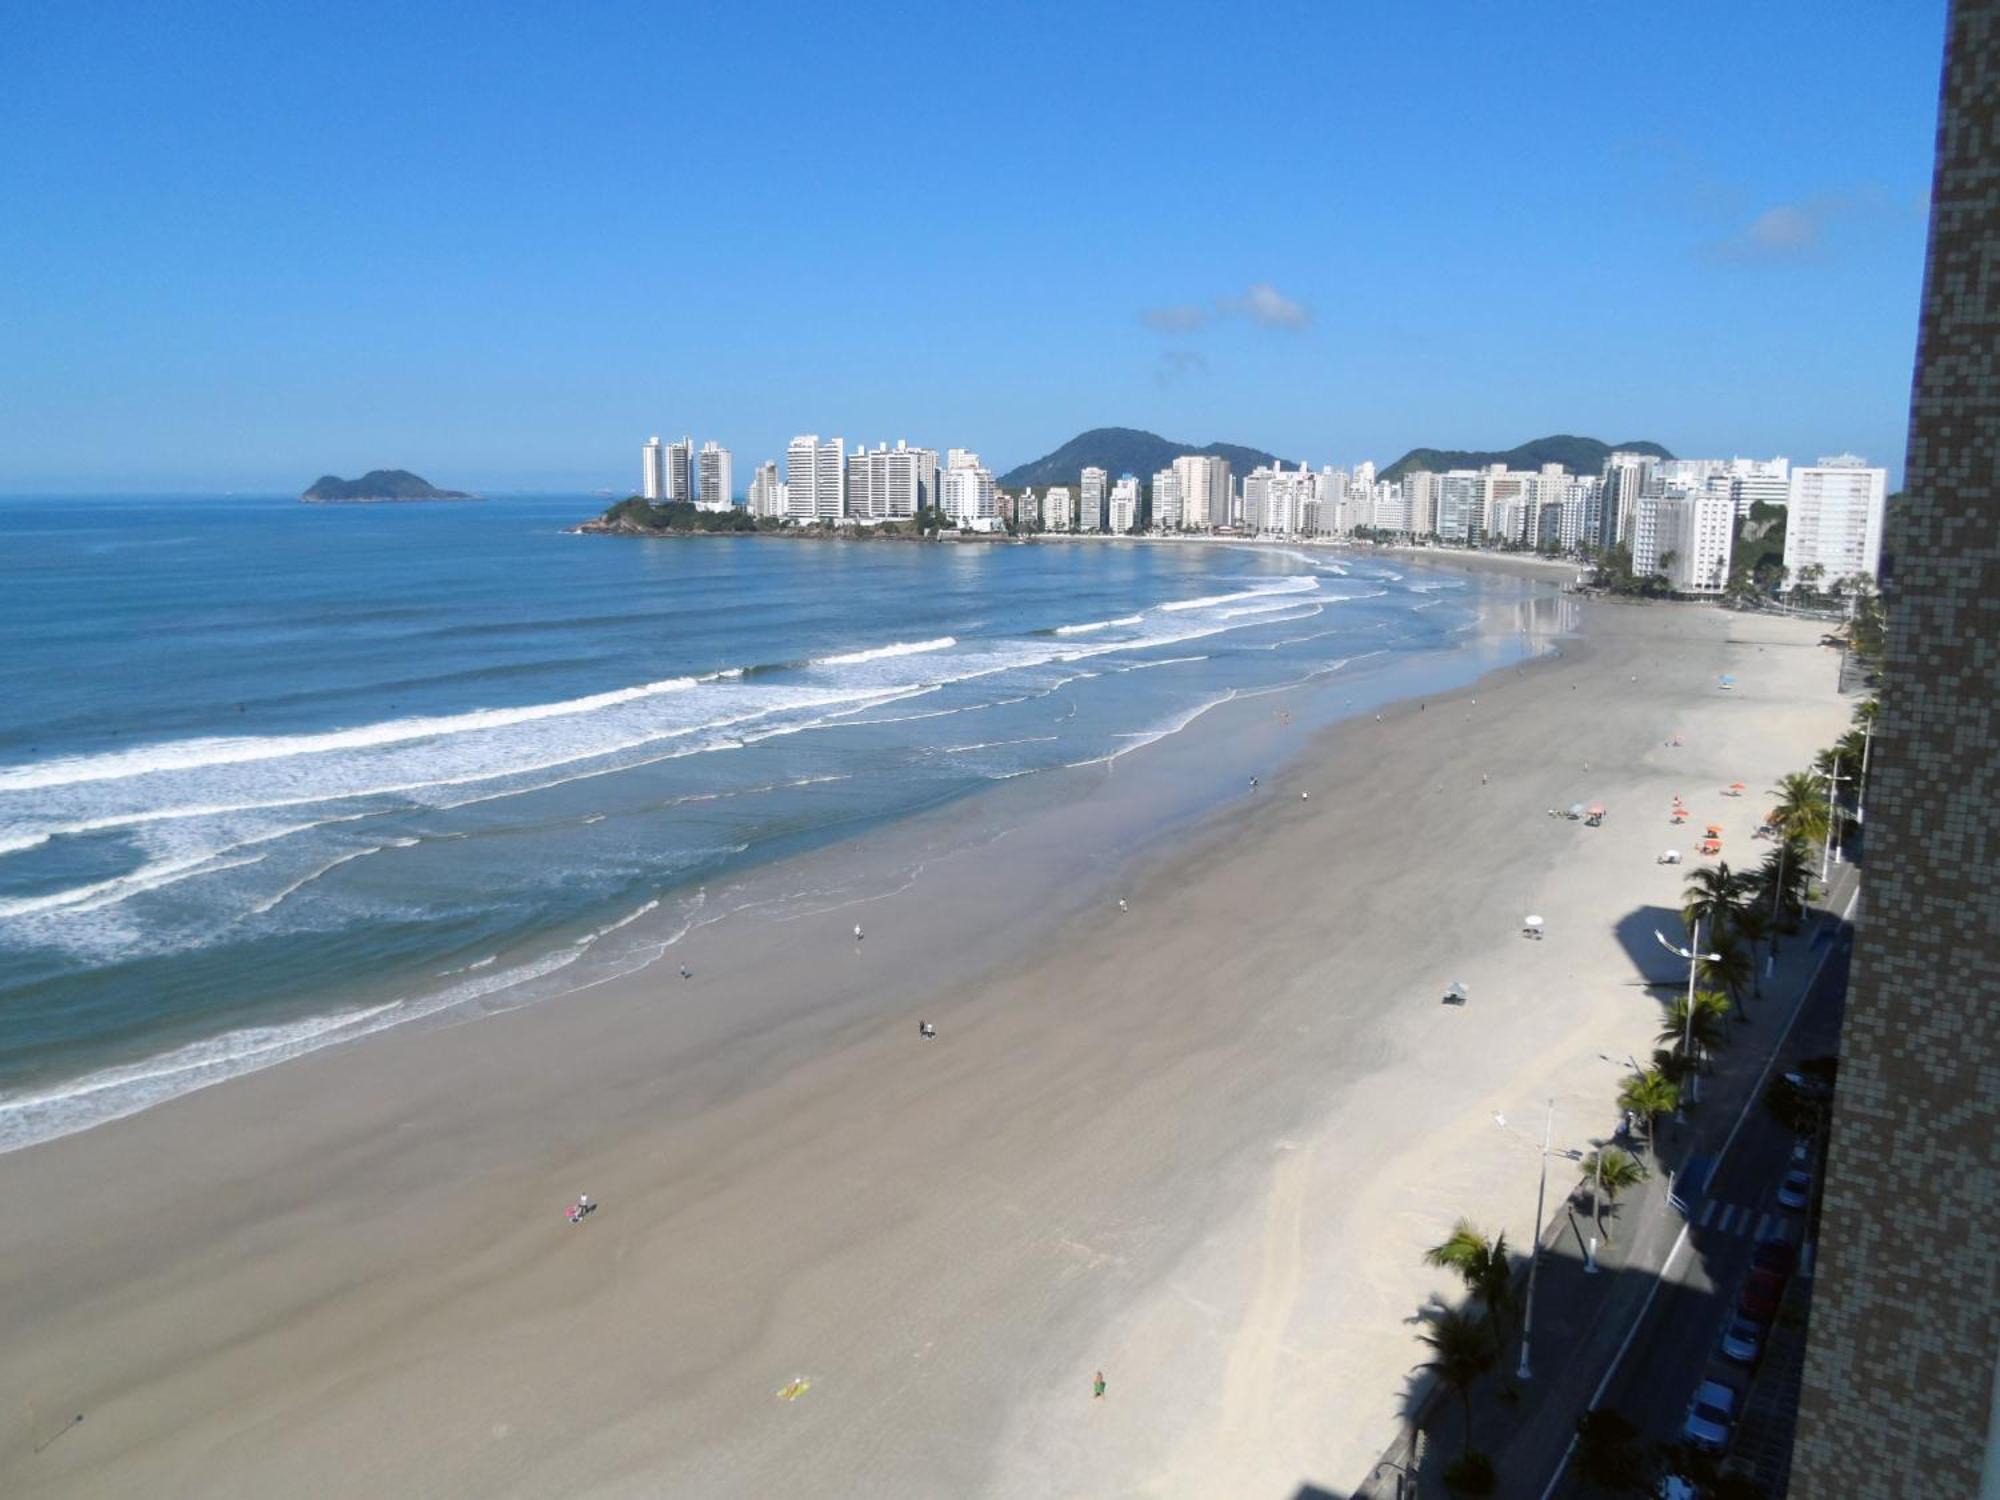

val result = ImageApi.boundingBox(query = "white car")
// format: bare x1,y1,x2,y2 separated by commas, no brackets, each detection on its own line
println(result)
1778,1167,1813,1210
1682,1378,1739,1450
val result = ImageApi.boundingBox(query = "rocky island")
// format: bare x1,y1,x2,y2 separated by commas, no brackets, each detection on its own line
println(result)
301,469,477,503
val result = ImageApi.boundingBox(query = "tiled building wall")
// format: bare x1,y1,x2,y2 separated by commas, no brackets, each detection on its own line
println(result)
1792,2,2000,1492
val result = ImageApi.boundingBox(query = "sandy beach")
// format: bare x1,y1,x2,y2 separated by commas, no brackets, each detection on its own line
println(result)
0,584,1848,1498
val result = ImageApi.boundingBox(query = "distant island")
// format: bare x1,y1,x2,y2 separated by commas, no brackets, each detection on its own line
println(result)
998,427,1294,489
1378,435,1673,483
301,469,477,503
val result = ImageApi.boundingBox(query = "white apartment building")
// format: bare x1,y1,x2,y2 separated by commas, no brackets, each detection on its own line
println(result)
1600,452,1656,550
666,437,695,503
1632,492,1736,592
1436,471,1484,543
1402,470,1438,538
847,441,925,521
1044,485,1074,531
785,435,845,521
697,441,734,511
1729,458,1791,518
1108,474,1140,533
642,436,667,501
1784,456,1887,586
1014,488,1041,530
1317,466,1350,535
1079,468,1107,533
1168,454,1232,530
1371,482,1411,535
1152,467,1183,529
748,461,784,519
942,463,999,530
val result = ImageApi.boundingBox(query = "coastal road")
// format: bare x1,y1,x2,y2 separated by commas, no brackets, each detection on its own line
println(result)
1547,881,1856,1497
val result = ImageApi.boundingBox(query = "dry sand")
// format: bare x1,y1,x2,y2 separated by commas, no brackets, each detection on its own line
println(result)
0,588,1848,1498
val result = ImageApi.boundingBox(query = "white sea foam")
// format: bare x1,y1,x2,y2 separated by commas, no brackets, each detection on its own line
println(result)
0,675,705,793
814,636,955,666
1158,577,1318,612
1054,614,1142,635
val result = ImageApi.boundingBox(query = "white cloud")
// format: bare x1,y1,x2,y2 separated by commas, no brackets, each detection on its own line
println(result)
1223,281,1313,329
1140,282,1314,334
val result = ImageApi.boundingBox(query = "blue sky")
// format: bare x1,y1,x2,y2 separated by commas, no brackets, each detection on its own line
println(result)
0,0,1947,492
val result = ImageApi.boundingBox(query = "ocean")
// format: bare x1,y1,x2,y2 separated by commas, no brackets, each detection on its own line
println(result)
0,495,1550,1149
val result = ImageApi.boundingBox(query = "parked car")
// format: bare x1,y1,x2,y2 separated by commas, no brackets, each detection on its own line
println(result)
1682,1379,1739,1450
1722,1312,1766,1363
1752,1236,1800,1276
1778,1167,1814,1209
1739,1267,1788,1322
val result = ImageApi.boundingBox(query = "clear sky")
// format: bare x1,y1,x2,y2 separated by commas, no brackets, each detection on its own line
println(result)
1,0,1947,492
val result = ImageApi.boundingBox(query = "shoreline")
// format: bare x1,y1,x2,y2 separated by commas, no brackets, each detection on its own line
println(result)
0,584,1848,1497
0,548,1546,1155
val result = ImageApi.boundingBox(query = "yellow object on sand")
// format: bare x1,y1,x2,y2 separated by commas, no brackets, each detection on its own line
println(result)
776,1377,812,1402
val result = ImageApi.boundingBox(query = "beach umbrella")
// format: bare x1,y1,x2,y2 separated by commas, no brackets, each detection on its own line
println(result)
1730,782,1747,792
1660,849,1681,863
1705,823,1724,835
1569,803,1586,818
1588,804,1607,816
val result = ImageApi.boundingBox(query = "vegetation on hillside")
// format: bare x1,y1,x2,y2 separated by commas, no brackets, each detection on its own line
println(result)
997,426,1288,490
1378,435,1673,484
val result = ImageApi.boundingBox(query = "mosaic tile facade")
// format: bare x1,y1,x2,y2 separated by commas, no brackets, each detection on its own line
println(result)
1791,2,2000,1492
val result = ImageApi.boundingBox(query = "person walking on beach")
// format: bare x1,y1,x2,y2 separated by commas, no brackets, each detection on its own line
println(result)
1093,1370,1106,1400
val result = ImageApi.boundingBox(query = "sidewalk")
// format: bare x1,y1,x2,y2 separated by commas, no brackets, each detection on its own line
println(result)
1355,862,1860,1499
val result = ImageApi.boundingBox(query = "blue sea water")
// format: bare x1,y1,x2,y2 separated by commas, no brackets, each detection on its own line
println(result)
0,495,1540,1148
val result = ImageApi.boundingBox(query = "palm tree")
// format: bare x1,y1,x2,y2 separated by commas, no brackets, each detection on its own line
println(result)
1752,832,1814,943
1423,1220,1517,1335
1770,772,1830,849
1578,1148,1650,1242
1414,1307,1498,1459
1660,992,1730,1062
1681,863,1747,941
1699,931,1757,1021
1617,1068,1681,1151
1732,904,1771,997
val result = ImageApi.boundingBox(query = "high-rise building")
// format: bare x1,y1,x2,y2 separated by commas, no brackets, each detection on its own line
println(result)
1152,467,1183,529
1793,11,1998,1488
1783,456,1888,587
1317,466,1351,535
784,435,844,521
748,460,783,519
1599,451,1656,550
666,437,695,503
1436,471,1484,543
642,436,667,501
1014,488,1040,531
1080,468,1108,533
1403,471,1439,538
942,462,998,530
697,441,734,511
1108,474,1140,533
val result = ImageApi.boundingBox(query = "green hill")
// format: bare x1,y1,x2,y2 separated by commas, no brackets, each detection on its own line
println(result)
301,469,474,502
998,427,1292,489
1378,435,1673,483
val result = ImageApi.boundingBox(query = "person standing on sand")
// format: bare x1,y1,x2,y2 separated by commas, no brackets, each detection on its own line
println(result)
1093,1371,1106,1400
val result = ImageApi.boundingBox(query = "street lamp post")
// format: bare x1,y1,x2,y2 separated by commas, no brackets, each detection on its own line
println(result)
1821,767,1850,880
1517,1099,1554,1382
1657,922,1722,1121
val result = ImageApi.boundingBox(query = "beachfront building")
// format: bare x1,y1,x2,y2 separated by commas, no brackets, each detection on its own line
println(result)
697,441,734,511
843,441,936,522
666,437,695,503
1044,485,1074,531
747,461,784,519
1599,451,1656,549
1168,454,1232,530
1435,471,1485,543
1631,491,1735,592
1108,474,1141,533
1013,488,1040,530
785,435,845,522
1402,470,1438,538
1729,458,1790,517
1080,467,1107,533
942,461,999,530
1783,455,1887,588
642,435,667,501
1316,466,1350,535
1151,466,1183,529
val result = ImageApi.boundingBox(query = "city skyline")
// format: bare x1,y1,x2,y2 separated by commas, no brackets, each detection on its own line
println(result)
1,2,1946,494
